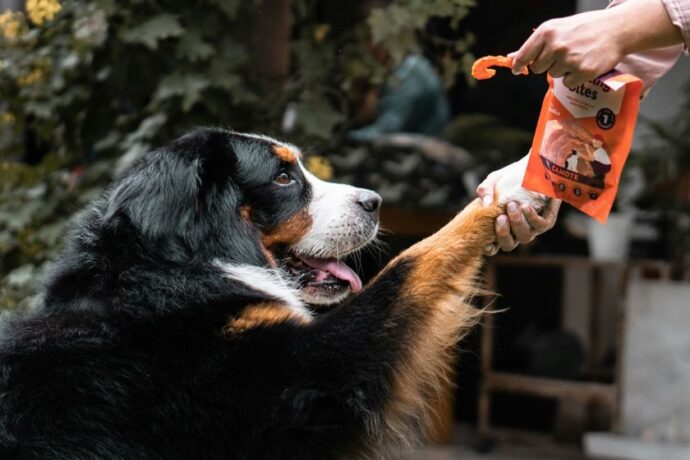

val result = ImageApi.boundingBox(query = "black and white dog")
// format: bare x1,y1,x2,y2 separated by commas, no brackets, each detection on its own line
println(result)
0,129,544,459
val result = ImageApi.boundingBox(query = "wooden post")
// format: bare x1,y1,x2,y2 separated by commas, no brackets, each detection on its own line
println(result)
478,261,497,438
612,266,630,433
251,0,292,95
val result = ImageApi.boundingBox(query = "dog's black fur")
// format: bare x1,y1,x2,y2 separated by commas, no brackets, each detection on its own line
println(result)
0,126,510,460
0,129,428,459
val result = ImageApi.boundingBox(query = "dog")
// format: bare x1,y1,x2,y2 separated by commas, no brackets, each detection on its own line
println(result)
0,128,545,459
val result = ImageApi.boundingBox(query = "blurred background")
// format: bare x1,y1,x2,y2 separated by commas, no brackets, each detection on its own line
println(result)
1,0,689,458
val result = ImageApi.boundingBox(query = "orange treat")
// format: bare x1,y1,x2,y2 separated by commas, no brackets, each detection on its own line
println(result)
471,55,528,80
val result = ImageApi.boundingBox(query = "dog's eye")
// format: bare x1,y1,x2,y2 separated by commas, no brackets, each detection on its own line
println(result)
274,172,294,186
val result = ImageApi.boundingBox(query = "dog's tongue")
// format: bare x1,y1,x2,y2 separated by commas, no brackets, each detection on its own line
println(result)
298,255,363,292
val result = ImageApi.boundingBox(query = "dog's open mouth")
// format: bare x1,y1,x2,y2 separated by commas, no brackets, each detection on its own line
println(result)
283,252,362,306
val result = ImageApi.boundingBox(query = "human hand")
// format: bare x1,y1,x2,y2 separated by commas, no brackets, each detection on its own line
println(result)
509,0,684,89
487,199,561,255
476,159,561,255
509,9,626,88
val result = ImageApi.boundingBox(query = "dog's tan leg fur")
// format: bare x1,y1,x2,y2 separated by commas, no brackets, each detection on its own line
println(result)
368,198,503,447
225,198,505,455
225,302,311,334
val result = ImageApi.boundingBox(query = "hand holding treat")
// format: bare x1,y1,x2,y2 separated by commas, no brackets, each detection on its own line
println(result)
475,0,688,250
473,51,642,224
508,0,685,88
472,55,556,253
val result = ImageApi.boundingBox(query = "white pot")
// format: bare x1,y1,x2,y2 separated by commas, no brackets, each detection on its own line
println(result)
587,212,635,261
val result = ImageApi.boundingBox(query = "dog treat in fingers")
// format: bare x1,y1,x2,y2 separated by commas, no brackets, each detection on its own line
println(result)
471,55,528,80
523,73,643,222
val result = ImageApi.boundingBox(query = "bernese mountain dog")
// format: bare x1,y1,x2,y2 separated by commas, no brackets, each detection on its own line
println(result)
0,128,545,459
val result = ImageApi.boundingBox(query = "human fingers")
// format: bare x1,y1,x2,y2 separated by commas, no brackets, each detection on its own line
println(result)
562,71,585,88
526,34,562,75
495,214,519,251
530,54,556,75
484,243,499,256
562,63,604,88
506,202,533,244
476,170,501,207
541,199,562,227
510,27,545,74
548,58,571,78
523,199,561,233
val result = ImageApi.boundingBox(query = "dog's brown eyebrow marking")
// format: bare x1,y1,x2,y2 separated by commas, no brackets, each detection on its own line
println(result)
239,205,251,221
272,145,297,164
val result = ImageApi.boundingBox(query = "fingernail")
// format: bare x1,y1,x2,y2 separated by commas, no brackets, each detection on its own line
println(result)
497,215,508,227
484,244,494,253
482,195,492,207
511,67,523,75
507,202,518,213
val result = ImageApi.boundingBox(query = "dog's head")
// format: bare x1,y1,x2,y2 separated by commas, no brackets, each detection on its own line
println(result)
106,128,380,306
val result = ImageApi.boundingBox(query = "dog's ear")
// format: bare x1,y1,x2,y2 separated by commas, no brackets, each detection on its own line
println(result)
106,152,203,242
104,129,270,265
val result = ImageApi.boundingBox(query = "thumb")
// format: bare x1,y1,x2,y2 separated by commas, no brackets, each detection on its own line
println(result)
477,174,499,207
510,28,544,74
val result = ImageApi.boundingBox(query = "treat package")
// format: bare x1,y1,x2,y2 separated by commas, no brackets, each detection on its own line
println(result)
522,72,643,222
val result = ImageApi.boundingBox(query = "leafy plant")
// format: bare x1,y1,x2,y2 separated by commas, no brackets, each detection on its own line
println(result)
0,0,265,165
0,0,478,311
287,0,476,146
636,80,690,211
0,155,114,311
366,0,476,87
1,0,477,160
628,79,690,263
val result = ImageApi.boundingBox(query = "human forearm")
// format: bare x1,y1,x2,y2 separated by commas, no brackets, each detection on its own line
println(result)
611,0,685,55
510,0,685,87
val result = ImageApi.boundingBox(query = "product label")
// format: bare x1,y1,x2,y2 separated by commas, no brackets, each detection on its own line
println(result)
553,76,624,118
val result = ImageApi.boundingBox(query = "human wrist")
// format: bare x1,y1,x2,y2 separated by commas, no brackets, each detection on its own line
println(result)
604,4,639,57
608,0,684,55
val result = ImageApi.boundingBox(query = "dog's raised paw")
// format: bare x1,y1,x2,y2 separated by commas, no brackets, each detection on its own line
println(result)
494,156,547,213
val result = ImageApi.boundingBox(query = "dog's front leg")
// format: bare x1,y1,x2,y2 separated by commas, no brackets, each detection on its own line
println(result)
294,158,547,451
292,198,508,454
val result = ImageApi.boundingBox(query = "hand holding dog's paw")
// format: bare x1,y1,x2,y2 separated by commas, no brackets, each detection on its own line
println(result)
486,199,561,254
492,154,547,211
477,154,559,255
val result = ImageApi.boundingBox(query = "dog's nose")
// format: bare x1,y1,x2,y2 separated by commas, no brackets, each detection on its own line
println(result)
356,191,382,213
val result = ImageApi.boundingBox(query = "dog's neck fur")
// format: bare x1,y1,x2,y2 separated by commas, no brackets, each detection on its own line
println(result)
42,196,273,318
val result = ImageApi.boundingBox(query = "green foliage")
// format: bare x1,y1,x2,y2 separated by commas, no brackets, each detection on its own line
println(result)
1,0,477,157
119,13,185,50
290,0,476,144
368,0,474,57
626,79,690,263
637,80,690,211
0,0,261,164
367,0,476,86
0,156,114,311
0,0,478,311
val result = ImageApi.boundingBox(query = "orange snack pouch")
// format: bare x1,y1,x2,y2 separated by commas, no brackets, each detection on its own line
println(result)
522,72,643,222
